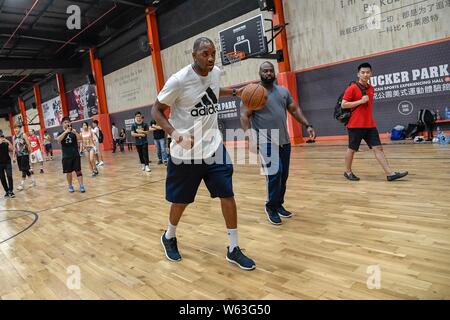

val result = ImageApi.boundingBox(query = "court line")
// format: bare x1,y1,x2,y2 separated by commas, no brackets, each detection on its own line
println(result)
0,179,166,244
36,177,167,214
0,210,39,244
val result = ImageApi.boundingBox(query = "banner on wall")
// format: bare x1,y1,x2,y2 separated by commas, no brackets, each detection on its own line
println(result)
296,40,450,136
14,114,23,127
67,84,98,121
42,96,62,128
217,96,242,139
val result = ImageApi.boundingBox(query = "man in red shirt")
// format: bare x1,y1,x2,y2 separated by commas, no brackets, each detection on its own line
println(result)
28,129,44,174
341,63,408,181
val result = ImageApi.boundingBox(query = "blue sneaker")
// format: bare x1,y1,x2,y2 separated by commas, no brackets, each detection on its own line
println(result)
80,185,86,193
68,185,75,193
226,246,256,270
161,232,182,261
265,207,282,225
277,206,293,218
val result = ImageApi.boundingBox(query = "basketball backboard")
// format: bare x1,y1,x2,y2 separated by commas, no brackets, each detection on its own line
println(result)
219,14,268,65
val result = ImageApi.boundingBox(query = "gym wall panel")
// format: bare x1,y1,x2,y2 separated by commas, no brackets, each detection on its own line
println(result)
101,32,150,76
26,108,40,132
296,40,450,137
64,56,92,92
104,56,157,114
160,9,278,87
284,0,450,71
109,105,154,144
0,118,11,137
39,78,59,104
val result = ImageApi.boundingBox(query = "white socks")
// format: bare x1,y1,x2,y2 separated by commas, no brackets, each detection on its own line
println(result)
165,222,177,239
165,224,238,252
227,228,238,253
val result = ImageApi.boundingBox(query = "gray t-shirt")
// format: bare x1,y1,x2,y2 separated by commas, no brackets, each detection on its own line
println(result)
242,84,293,145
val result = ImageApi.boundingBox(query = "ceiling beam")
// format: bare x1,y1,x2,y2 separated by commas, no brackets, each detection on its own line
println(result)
100,0,146,8
0,28,94,44
0,59,81,70
27,0,56,31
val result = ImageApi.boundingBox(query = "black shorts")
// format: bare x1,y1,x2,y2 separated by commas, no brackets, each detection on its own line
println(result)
348,128,382,151
165,145,234,204
62,156,81,173
45,144,53,152
16,155,30,172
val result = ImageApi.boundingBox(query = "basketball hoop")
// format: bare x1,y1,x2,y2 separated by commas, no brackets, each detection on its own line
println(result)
224,51,246,65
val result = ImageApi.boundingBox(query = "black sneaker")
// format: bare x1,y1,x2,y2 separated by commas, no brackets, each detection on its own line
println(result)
226,246,256,270
344,172,360,181
265,207,282,225
277,206,293,218
161,232,182,261
4,192,9,198
387,171,408,181
8,191,15,198
40,168,44,174
157,160,163,165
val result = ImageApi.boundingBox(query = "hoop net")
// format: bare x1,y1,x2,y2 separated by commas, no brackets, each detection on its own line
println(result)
224,51,246,65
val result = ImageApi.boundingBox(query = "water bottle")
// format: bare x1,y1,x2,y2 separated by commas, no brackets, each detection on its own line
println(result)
442,134,450,145
436,126,442,144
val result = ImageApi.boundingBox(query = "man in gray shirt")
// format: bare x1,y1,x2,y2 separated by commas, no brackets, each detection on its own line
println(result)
240,61,316,225
111,123,119,153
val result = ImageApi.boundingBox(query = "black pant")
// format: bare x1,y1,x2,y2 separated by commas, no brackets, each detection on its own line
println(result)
112,139,120,152
0,162,13,192
118,139,125,152
16,155,32,178
136,143,149,165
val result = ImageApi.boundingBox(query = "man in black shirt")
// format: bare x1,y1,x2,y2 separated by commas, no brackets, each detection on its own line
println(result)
0,130,15,198
150,119,167,165
57,116,85,193
131,111,151,172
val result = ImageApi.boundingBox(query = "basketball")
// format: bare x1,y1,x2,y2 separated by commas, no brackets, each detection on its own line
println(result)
240,83,268,111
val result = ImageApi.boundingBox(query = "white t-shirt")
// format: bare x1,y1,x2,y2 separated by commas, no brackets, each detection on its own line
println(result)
157,64,222,160
92,127,99,144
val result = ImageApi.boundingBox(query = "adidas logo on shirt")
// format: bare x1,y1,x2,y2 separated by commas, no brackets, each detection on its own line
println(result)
191,87,219,117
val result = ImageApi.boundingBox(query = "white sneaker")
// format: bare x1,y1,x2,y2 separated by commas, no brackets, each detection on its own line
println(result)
141,164,145,171
145,165,151,172
30,180,36,187
17,184,24,191
98,161,104,166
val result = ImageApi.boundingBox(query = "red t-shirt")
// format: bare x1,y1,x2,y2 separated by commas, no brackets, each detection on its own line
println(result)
28,135,41,153
342,82,376,128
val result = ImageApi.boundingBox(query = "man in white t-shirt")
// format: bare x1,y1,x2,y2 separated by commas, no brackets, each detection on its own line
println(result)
92,120,104,166
151,37,255,270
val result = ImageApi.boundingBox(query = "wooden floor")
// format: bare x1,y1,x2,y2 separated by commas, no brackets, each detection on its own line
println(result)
1,141,450,300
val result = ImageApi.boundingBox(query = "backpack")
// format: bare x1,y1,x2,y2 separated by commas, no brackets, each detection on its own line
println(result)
418,109,435,127
390,125,405,140
334,81,366,125
96,129,104,143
